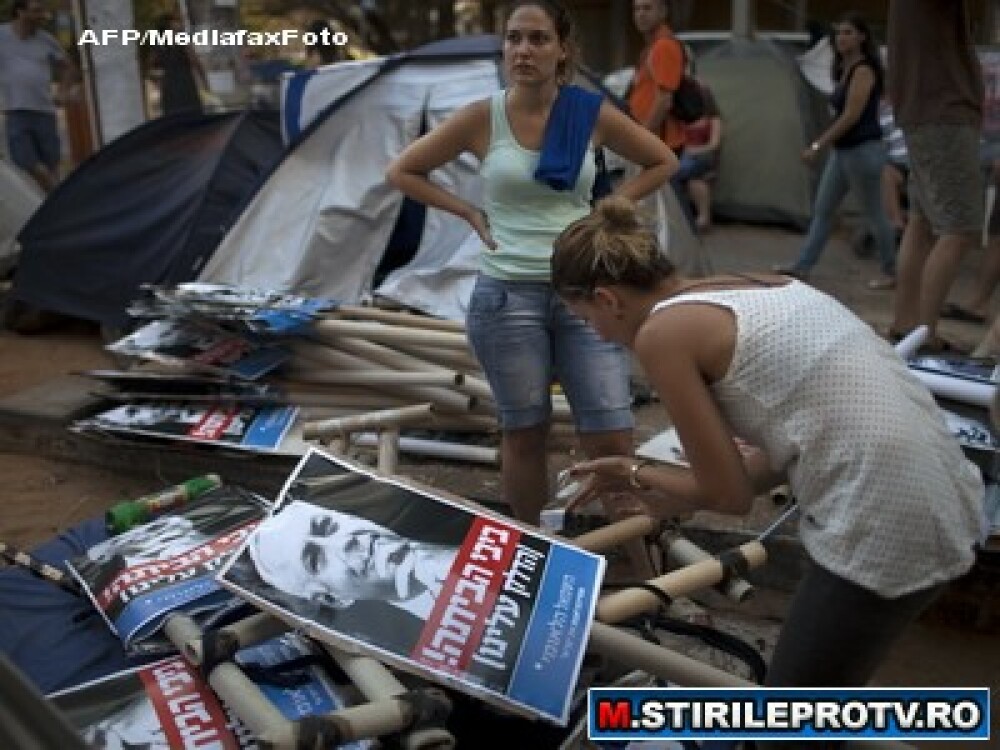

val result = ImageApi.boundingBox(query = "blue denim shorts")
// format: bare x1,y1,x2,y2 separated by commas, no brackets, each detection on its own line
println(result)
466,274,633,432
5,110,60,172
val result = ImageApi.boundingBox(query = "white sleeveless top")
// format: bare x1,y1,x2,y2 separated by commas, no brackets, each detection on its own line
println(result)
651,280,984,597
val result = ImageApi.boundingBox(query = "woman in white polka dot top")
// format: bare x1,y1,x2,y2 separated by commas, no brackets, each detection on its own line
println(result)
552,196,985,692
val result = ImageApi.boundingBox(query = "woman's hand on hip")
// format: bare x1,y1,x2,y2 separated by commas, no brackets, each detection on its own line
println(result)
466,207,497,251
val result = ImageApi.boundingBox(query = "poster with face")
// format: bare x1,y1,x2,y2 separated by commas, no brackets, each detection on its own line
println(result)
67,486,270,653
219,447,607,725
49,634,369,750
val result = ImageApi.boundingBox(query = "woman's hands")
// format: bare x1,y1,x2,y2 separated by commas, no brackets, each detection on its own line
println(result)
561,456,663,520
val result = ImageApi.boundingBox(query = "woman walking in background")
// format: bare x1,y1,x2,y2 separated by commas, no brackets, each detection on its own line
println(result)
776,13,897,290
387,0,675,524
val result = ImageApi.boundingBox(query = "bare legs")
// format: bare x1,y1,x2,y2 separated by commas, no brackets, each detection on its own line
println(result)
688,179,712,231
891,212,973,342
501,425,633,527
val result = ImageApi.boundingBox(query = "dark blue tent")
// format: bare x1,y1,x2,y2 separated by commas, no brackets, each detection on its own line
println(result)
11,110,284,328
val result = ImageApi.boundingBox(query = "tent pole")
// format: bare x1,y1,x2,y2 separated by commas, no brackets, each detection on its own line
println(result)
732,0,755,40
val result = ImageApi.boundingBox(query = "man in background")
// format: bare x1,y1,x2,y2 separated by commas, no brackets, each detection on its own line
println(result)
0,0,77,193
887,0,984,353
629,0,685,155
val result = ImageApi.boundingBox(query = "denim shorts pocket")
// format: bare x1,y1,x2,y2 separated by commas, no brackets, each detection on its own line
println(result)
467,281,508,317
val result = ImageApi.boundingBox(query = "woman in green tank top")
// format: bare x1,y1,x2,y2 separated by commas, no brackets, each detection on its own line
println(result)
387,1,676,524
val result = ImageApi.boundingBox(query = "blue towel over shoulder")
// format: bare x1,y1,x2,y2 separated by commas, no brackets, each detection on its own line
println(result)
534,85,603,191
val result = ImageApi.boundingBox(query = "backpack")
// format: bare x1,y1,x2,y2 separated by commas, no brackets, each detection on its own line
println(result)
638,33,705,124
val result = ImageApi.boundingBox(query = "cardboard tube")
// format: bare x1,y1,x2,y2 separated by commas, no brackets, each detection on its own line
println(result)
316,319,470,351
179,612,289,664
304,404,435,440
572,515,659,553
595,540,768,623
285,370,475,414
326,647,408,699
292,340,477,413
333,305,466,334
352,432,500,465
324,647,457,749
394,343,483,374
661,532,755,603
588,621,754,688
909,369,997,409
283,370,464,388
329,337,493,401
378,428,400,474
164,614,296,748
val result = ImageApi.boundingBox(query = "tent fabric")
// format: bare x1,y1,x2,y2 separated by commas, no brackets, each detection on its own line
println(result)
0,159,42,276
11,110,284,327
684,37,827,230
201,36,702,322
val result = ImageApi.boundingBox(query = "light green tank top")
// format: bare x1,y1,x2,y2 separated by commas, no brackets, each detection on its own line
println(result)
479,90,596,280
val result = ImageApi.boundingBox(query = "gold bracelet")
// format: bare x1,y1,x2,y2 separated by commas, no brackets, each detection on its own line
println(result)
629,458,652,489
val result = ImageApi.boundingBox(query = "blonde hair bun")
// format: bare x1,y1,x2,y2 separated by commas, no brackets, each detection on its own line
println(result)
596,195,640,230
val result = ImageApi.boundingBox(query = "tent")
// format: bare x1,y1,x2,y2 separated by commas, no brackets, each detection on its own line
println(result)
684,35,828,230
0,159,42,278
199,34,702,322
10,36,700,328
11,110,284,327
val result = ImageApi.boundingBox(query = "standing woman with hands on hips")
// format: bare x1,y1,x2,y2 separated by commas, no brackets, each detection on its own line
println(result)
387,0,677,524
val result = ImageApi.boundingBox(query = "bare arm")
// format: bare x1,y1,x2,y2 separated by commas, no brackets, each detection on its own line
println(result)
807,65,875,156
386,100,495,248
596,101,678,202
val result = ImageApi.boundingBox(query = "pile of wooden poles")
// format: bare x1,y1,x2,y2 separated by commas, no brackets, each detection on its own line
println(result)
276,305,576,466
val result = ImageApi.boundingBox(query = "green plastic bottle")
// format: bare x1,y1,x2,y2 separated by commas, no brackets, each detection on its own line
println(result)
105,474,222,535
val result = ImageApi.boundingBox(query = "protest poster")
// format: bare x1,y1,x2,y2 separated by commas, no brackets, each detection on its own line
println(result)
219,448,606,725
68,486,270,653
49,634,370,749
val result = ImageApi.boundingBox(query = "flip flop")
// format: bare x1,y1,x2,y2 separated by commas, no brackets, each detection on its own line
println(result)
940,303,986,325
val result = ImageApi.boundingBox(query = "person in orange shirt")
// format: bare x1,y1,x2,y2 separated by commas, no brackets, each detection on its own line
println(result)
629,0,685,152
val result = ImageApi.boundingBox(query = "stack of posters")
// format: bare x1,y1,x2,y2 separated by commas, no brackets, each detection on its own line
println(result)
67,486,270,654
107,318,290,381
49,633,370,749
73,401,299,454
219,448,606,725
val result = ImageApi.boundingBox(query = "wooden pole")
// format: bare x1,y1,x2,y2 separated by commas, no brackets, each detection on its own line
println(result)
303,403,435,440
661,531,755,603
588,621,754,687
572,515,659,553
332,305,466,334
595,541,768,623
315,319,470,351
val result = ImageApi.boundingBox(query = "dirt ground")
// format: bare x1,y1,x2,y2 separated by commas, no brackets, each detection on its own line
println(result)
1,222,997,746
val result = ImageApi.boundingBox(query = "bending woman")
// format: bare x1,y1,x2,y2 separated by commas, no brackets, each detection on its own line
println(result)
387,0,676,524
555,196,983,696
776,13,897,290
